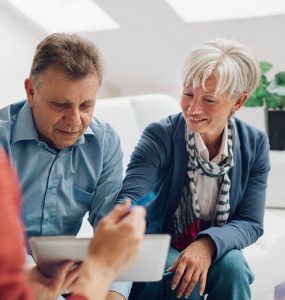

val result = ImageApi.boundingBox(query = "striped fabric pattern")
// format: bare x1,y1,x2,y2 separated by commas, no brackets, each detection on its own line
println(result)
186,120,235,225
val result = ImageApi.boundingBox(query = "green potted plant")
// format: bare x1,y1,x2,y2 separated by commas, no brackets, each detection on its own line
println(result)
244,61,285,150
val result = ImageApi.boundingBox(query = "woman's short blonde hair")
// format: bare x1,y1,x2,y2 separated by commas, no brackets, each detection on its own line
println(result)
182,38,260,100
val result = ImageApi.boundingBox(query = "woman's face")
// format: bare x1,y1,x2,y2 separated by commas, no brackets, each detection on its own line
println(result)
180,76,246,144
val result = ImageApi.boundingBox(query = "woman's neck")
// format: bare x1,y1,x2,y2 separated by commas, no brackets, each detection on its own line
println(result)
201,131,223,161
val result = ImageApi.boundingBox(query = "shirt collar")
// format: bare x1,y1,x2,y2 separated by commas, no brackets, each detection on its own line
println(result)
77,126,95,145
194,122,228,163
11,101,39,143
12,101,95,146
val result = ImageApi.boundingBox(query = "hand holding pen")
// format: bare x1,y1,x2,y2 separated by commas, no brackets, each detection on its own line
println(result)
131,191,156,208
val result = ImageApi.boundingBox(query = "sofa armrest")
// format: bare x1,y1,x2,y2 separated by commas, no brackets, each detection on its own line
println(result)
266,151,285,208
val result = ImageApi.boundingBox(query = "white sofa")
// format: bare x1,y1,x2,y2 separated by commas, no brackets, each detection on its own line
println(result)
78,94,285,300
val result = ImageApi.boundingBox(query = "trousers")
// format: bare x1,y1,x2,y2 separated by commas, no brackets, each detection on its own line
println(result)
129,246,254,300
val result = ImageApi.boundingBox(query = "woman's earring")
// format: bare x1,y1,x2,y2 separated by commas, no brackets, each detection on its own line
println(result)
228,110,235,119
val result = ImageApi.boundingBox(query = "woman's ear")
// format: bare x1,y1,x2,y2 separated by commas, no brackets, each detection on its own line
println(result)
232,92,248,113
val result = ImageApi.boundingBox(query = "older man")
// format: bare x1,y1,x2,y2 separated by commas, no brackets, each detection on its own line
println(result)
0,33,128,300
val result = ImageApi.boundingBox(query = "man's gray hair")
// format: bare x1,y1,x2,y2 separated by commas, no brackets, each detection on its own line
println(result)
30,33,103,90
182,38,260,100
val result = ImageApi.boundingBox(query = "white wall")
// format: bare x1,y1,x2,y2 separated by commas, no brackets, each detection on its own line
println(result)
1,0,285,118
0,5,43,107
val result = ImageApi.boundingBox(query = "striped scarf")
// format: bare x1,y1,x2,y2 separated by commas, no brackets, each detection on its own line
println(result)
172,120,235,238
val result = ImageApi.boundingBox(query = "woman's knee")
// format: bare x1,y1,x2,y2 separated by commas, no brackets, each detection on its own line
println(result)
213,250,254,284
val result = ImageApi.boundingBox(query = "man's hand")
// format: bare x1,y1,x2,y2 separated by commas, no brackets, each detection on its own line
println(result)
106,291,125,300
167,237,215,298
26,261,81,300
87,200,146,279
72,200,146,300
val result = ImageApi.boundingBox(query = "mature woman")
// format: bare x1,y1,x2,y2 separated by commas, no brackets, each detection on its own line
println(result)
118,38,270,300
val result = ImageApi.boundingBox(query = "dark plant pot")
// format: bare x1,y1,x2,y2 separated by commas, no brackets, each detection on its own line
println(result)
267,110,285,150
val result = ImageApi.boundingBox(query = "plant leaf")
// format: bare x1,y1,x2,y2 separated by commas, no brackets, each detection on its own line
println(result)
260,61,273,74
244,95,263,107
275,72,285,85
267,80,285,96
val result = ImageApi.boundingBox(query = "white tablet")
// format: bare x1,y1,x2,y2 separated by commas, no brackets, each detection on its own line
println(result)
29,234,170,282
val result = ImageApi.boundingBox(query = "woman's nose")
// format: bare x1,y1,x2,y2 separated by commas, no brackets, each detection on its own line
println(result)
188,98,202,115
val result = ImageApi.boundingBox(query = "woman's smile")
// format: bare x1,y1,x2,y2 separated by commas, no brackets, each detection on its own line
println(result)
188,114,208,124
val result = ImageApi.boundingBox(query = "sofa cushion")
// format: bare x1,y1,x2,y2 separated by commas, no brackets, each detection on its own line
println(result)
129,94,181,133
243,209,285,296
95,97,140,171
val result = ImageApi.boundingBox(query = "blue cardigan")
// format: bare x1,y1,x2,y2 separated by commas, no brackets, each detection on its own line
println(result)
118,113,270,260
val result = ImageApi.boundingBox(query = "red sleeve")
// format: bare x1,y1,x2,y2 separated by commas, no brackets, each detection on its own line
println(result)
0,150,33,299
68,295,89,300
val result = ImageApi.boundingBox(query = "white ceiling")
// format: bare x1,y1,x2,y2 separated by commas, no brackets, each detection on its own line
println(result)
166,0,285,23
1,0,285,100
6,0,120,33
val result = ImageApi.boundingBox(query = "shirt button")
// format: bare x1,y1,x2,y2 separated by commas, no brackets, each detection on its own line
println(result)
49,216,55,223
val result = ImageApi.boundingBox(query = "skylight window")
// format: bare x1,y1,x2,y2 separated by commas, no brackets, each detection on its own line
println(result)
166,0,285,23
7,0,119,33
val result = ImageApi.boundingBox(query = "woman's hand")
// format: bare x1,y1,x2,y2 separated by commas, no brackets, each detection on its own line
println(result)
26,260,81,300
167,237,216,298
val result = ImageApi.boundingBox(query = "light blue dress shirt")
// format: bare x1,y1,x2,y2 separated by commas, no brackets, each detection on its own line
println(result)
0,100,130,298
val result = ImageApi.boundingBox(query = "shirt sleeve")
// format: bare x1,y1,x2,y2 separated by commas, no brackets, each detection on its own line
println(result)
109,281,132,299
89,124,124,227
86,125,129,298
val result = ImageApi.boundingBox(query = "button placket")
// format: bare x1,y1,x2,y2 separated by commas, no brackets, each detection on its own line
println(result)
42,153,60,233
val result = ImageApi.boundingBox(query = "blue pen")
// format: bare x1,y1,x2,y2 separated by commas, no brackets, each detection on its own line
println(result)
132,191,156,207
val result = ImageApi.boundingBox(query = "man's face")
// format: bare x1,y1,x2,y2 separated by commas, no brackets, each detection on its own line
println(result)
25,67,100,149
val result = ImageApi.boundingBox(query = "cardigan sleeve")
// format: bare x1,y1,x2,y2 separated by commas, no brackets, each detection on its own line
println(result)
117,120,171,203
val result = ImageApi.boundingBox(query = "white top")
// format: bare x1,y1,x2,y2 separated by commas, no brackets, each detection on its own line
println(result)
194,125,228,220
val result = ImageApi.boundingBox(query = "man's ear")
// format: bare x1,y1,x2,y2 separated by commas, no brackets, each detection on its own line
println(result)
24,79,35,107
232,92,248,113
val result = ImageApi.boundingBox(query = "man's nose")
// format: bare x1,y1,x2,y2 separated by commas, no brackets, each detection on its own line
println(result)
65,109,81,126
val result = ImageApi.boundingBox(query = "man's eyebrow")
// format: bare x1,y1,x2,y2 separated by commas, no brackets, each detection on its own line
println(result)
49,99,95,104
49,98,70,103
81,100,94,104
